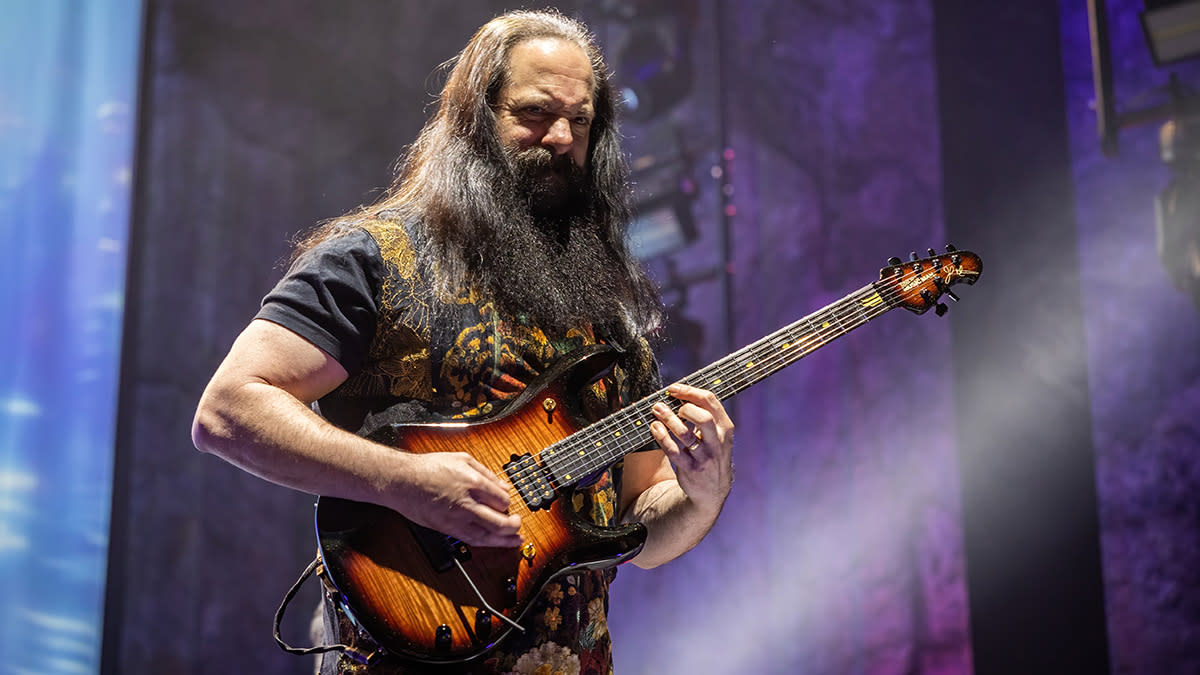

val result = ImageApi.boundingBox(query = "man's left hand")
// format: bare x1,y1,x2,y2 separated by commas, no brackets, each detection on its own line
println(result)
649,383,735,514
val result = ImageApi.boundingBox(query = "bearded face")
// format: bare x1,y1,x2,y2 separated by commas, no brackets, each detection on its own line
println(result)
405,37,657,340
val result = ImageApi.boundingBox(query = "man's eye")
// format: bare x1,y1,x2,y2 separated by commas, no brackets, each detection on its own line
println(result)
573,117,592,127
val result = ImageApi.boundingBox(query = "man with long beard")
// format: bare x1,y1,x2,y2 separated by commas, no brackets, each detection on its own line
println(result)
192,9,734,674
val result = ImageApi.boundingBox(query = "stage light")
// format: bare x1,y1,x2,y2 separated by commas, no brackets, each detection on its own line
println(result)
1141,0,1200,65
624,154,703,265
1154,118,1200,307
614,21,692,123
627,176,697,261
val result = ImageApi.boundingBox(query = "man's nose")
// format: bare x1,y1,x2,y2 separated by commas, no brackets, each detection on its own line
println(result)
542,117,574,155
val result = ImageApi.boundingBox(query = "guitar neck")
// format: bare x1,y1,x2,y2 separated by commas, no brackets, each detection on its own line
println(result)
542,281,898,488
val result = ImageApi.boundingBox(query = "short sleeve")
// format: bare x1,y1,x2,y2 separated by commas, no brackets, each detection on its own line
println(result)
255,229,384,374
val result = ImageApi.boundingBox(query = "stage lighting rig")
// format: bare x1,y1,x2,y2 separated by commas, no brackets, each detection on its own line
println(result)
596,0,697,123
626,127,699,262
1154,115,1200,307
616,21,692,123
1141,0,1200,65
1088,0,1200,307
1087,0,1200,155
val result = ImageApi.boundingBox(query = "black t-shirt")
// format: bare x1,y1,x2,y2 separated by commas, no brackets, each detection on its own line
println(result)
256,228,384,375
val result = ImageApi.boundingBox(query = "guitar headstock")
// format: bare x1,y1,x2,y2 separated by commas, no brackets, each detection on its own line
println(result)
876,245,983,315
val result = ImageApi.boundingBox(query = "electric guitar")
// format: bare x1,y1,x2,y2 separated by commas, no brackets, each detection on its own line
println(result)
314,246,982,667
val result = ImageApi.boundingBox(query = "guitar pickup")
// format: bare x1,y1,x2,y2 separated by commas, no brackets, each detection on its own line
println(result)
504,454,556,511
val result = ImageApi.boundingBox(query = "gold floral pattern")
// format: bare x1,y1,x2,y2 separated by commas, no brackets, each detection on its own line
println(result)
329,220,434,401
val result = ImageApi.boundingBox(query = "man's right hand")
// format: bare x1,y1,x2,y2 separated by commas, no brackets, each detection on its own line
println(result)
387,451,524,548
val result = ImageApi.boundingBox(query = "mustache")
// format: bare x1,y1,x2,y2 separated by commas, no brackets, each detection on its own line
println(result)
507,146,580,175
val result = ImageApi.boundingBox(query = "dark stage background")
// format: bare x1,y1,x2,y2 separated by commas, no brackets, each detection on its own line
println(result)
102,1,1199,673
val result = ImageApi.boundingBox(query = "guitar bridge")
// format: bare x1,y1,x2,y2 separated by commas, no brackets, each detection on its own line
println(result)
504,454,556,511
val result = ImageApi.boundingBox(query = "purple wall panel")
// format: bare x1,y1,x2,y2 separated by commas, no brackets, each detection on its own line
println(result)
1059,1,1200,672
609,2,971,673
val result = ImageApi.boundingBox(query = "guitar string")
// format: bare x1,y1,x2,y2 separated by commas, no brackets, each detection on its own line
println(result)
542,282,892,481
494,286,874,524
503,280,902,497
529,279,910,491
528,285,889,490
502,262,960,502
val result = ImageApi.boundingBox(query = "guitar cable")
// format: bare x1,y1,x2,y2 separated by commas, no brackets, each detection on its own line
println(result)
273,556,359,659
452,557,526,633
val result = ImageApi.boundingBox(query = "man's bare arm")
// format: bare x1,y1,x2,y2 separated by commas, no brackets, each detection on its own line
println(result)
191,319,523,547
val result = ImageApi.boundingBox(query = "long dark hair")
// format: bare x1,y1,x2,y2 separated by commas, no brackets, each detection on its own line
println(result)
294,9,662,339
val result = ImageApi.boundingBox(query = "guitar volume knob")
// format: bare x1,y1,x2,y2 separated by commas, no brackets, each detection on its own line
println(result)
476,609,493,640
435,624,452,652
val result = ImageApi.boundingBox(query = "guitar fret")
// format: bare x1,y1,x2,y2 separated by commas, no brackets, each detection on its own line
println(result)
545,277,945,489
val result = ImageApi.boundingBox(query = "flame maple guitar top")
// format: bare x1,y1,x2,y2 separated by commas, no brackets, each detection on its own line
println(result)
315,346,647,666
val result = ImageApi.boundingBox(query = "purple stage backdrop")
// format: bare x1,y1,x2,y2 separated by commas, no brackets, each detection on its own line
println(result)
1061,0,1200,672
605,2,970,673
102,1,1200,673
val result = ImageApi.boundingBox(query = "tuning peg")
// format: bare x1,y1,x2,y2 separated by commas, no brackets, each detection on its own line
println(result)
935,277,960,302
945,243,957,252
909,251,919,261
922,289,949,316
928,248,937,257
888,256,902,266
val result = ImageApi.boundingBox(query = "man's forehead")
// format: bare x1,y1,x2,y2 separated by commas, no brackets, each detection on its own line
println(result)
505,38,595,93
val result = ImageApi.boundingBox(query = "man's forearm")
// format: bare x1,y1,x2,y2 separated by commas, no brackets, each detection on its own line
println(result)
193,376,525,548
192,379,409,504
624,478,725,569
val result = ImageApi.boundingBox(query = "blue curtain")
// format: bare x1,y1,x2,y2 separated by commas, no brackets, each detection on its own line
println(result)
0,1,142,672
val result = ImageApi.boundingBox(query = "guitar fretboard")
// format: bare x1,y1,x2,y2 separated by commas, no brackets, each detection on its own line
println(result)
540,281,898,487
